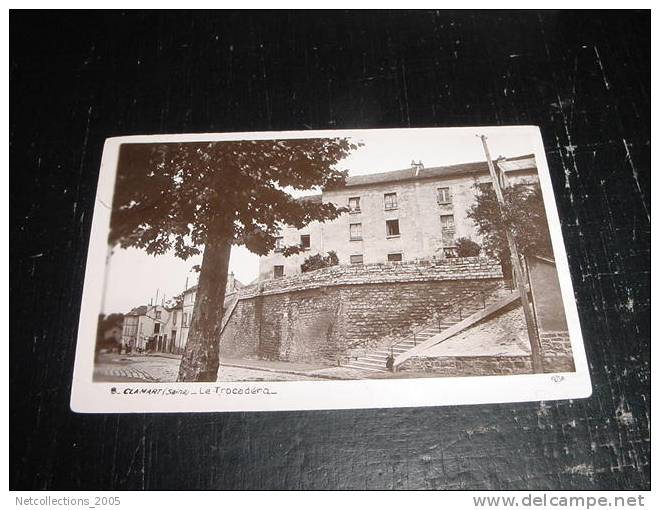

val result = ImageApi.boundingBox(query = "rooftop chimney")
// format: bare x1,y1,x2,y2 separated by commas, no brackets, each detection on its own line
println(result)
412,160,424,176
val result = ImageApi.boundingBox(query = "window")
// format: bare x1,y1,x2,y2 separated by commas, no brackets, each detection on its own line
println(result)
384,192,398,210
300,234,310,249
440,214,455,229
386,219,400,237
173,312,177,326
437,187,451,204
155,311,161,320
154,323,160,334
274,265,285,278
349,223,362,240
441,214,455,247
350,254,364,265
388,253,403,262
274,237,284,252
348,197,361,213
182,314,188,328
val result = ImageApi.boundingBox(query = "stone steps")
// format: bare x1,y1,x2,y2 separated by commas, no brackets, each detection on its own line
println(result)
342,360,389,371
341,290,502,372
363,354,389,362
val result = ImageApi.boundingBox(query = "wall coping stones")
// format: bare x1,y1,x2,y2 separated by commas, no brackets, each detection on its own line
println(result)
238,257,503,299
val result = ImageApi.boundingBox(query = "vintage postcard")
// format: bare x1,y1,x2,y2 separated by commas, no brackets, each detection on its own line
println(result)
70,126,591,413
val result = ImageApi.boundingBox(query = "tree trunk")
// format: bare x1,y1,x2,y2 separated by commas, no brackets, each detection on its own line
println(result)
177,218,232,382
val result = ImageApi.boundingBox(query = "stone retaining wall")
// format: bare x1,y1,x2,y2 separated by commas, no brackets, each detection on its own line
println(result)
539,331,572,357
219,259,505,364
240,257,503,299
399,352,575,376
219,257,575,373
539,331,575,372
399,355,534,376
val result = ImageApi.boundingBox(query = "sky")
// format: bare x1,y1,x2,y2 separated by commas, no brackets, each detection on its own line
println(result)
101,128,538,314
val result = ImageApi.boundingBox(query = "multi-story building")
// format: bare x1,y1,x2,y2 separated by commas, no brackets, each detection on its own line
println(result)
161,272,244,354
178,285,197,353
121,304,168,353
163,303,183,354
258,154,539,280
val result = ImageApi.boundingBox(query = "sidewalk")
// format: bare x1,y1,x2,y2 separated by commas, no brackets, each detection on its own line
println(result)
218,357,396,380
144,352,182,360
219,357,342,380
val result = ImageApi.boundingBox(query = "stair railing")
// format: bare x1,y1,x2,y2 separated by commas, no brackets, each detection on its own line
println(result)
448,284,500,319
387,283,502,367
386,319,435,368
351,282,503,371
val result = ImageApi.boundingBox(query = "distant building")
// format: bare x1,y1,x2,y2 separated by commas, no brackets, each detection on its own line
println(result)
258,155,539,280
177,284,197,353
121,304,168,353
160,272,244,354
162,302,183,354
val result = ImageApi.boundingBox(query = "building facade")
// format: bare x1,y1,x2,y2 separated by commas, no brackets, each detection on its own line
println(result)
162,305,182,354
258,154,539,280
160,272,243,354
121,304,168,352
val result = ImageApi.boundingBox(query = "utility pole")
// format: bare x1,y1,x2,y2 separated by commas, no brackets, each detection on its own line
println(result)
478,135,543,373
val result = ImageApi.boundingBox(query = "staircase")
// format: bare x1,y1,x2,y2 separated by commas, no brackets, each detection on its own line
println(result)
341,286,504,372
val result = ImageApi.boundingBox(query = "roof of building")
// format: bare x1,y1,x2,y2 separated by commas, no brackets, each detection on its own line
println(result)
126,305,148,316
291,154,537,202
297,194,323,204
181,275,245,296
342,154,536,189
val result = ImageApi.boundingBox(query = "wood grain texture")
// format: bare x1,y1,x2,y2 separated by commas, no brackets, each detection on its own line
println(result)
10,11,650,490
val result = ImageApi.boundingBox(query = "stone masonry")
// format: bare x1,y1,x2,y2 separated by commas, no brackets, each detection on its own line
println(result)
248,257,502,297
399,313,575,375
219,258,504,364
400,355,533,377
539,331,572,357
538,331,574,372
400,350,574,375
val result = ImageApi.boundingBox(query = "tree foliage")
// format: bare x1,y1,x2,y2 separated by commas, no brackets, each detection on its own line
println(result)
109,138,359,257
165,293,184,309
467,182,553,274
300,250,339,273
455,237,481,257
108,138,360,381
95,313,124,352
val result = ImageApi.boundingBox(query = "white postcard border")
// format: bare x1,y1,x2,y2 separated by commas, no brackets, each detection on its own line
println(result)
70,126,592,413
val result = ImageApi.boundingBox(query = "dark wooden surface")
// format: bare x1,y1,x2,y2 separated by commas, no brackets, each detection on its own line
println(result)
10,11,650,490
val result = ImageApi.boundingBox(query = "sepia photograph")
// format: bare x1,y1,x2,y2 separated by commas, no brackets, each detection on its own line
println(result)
71,126,590,412
13,8,647,496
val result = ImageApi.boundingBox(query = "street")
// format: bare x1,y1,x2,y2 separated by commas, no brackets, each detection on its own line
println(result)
93,353,322,382
94,353,182,382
